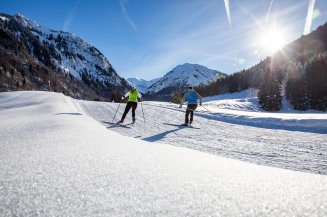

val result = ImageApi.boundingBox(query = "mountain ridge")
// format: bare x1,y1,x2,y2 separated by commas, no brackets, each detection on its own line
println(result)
145,63,226,99
127,77,160,93
0,13,130,100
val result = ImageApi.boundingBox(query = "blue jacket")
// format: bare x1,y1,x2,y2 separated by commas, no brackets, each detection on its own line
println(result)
181,90,202,105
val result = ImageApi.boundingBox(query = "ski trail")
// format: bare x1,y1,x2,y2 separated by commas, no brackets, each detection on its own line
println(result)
76,100,327,175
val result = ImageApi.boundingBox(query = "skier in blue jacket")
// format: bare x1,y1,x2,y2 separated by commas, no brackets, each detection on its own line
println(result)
179,85,203,126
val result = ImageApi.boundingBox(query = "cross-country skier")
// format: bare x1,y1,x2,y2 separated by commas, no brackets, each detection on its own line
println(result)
179,85,202,126
117,86,142,124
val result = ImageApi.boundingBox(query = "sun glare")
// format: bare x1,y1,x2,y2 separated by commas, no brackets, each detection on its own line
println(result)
259,28,286,53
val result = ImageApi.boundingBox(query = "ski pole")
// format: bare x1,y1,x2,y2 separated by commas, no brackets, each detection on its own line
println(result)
201,105,215,115
112,102,121,123
140,100,145,123
201,105,223,121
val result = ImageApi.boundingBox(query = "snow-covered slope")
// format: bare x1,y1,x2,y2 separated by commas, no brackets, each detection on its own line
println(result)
127,77,160,93
203,88,327,113
1,91,326,216
203,89,261,111
146,63,225,96
0,13,130,98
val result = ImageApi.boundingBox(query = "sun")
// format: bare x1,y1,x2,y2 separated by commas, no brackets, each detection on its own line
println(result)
259,28,286,53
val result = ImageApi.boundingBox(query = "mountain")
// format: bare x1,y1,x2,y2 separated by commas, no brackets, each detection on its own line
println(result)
0,13,130,101
127,77,160,93
145,63,226,99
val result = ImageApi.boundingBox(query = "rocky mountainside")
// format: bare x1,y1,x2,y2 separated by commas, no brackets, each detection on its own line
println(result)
145,63,225,99
0,13,130,100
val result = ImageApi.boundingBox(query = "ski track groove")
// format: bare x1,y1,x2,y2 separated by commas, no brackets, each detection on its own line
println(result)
75,100,327,175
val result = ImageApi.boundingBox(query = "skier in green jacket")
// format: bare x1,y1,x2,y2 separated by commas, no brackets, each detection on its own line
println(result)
117,86,141,124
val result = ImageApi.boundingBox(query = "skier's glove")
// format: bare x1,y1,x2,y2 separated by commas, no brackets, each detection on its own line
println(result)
179,105,182,108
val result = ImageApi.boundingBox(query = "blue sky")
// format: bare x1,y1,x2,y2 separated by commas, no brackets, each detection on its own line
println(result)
1,0,327,79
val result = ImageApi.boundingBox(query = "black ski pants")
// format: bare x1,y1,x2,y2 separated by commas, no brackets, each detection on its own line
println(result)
185,104,197,124
121,101,137,121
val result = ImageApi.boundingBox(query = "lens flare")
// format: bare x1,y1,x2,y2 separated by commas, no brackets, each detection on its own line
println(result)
313,8,321,20
304,0,316,35
224,0,232,29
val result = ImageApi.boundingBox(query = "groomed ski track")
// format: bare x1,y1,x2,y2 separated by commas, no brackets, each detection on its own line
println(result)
78,99,327,175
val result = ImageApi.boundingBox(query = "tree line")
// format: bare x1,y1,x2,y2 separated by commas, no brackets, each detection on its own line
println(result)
183,23,327,112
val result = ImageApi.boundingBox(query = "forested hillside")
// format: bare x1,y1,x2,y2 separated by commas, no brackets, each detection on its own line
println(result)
0,13,130,101
195,23,327,111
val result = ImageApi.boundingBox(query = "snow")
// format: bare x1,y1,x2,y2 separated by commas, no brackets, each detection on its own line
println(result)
79,90,327,174
146,63,221,94
203,89,260,111
1,91,326,216
201,89,327,132
203,88,326,113
127,77,160,93
0,16,9,22
15,14,49,33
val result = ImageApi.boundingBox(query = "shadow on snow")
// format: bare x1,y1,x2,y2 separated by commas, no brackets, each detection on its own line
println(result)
142,103,327,134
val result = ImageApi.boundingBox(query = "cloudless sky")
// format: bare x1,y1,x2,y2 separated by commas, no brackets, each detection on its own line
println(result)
1,0,327,79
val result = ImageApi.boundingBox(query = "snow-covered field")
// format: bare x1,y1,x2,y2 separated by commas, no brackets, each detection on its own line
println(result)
1,91,327,216
201,89,327,133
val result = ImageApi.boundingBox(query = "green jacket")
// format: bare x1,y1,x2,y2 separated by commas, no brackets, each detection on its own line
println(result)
127,90,139,102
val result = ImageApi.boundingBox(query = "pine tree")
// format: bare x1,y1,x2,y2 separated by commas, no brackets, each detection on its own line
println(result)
305,56,327,111
258,70,282,111
285,64,309,110
111,91,123,103
171,90,183,104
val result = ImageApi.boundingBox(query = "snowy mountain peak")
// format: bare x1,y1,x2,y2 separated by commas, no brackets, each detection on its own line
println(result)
146,63,226,96
10,13,123,83
14,14,42,29
176,62,204,70
127,77,160,93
